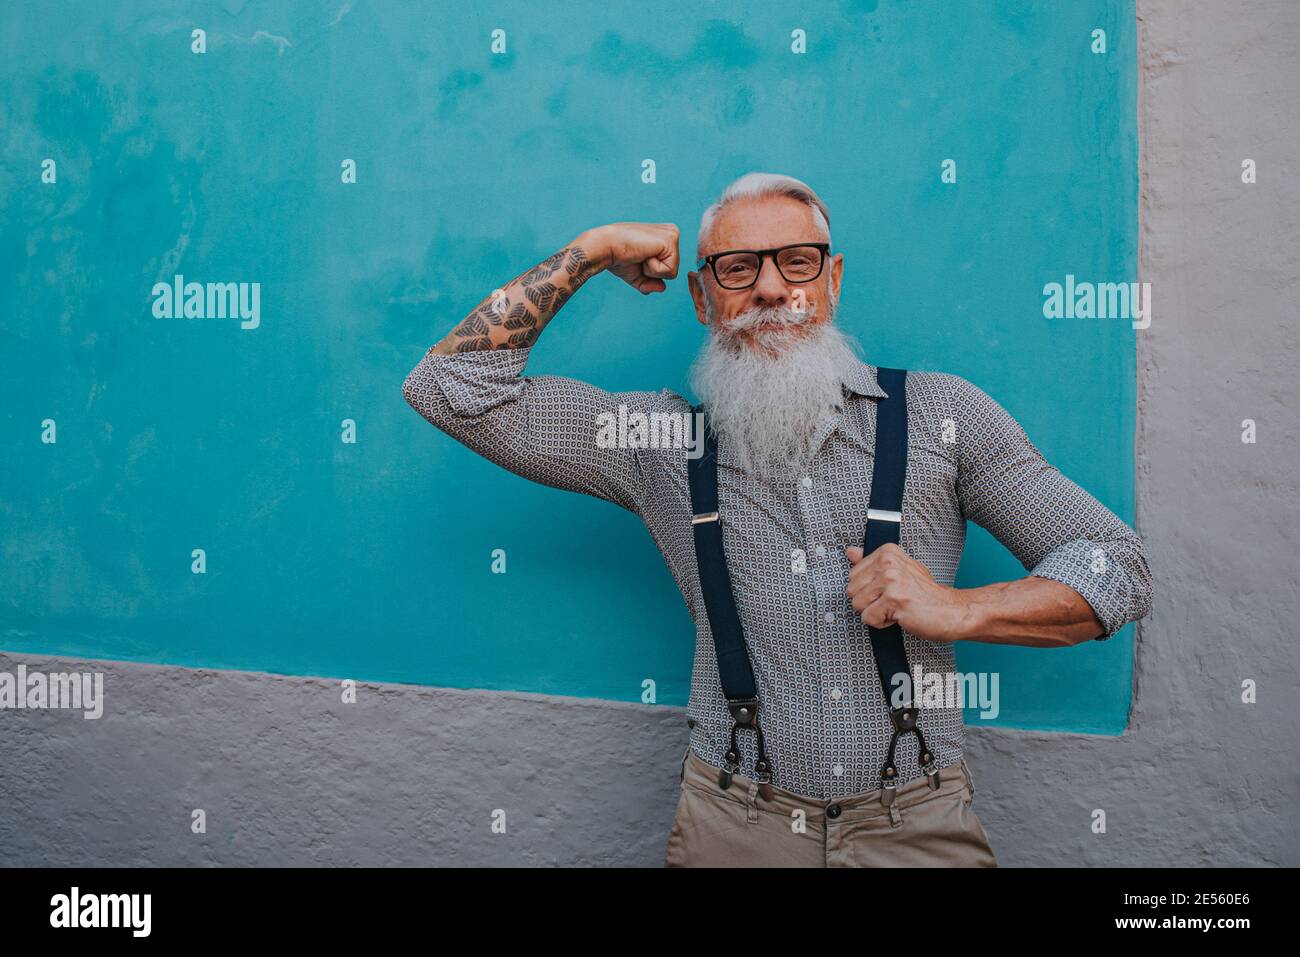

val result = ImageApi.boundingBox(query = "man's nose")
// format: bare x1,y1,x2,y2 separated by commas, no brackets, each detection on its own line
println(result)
750,256,790,306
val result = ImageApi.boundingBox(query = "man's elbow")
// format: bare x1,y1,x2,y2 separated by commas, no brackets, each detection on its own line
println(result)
1131,540,1154,623
401,367,450,434
1084,527,1153,640
402,363,446,422
401,367,421,411
1118,528,1154,628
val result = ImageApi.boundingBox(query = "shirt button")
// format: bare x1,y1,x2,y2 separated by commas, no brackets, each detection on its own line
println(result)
831,688,843,701
827,804,842,819
832,764,844,777
823,612,834,623
801,476,813,488
815,545,827,557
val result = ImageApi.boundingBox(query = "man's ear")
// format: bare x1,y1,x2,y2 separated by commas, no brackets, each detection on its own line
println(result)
830,252,844,306
688,271,709,327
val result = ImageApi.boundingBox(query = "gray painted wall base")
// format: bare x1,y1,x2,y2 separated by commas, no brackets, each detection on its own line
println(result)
0,652,686,867
0,642,1293,867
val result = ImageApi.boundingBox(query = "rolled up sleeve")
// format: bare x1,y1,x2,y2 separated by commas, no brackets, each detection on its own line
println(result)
401,343,663,514
950,376,1153,639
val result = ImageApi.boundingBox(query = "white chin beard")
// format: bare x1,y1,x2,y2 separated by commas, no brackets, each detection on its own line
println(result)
689,302,862,482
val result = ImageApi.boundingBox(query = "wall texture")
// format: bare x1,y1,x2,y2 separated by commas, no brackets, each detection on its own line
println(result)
1,0,1140,732
2,0,1297,867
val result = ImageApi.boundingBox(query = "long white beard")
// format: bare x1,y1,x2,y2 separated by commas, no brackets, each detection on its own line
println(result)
689,298,863,482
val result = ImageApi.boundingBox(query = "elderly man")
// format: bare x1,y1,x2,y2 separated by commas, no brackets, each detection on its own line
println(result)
402,172,1153,868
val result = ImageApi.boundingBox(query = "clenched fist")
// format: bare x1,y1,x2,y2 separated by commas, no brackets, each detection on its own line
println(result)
579,222,680,294
845,543,972,643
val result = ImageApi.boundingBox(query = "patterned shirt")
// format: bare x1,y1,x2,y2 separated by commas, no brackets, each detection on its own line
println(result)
402,344,1153,800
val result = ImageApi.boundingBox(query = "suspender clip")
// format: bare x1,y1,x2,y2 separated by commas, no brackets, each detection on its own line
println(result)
721,698,773,796
753,756,774,802
880,704,941,802
720,748,740,790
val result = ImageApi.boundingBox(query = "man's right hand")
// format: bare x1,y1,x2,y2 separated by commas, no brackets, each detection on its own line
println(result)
581,222,681,295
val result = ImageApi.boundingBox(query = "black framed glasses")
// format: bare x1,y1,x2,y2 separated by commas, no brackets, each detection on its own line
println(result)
695,242,830,290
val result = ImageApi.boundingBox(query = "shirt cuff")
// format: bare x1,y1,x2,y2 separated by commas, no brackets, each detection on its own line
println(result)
409,344,535,417
1028,539,1134,640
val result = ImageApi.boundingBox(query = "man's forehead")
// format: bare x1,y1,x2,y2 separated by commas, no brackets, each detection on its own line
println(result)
703,195,826,252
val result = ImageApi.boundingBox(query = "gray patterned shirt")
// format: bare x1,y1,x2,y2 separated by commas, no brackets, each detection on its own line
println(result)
402,344,1152,800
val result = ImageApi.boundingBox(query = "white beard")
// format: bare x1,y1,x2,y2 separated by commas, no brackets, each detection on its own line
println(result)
689,297,863,482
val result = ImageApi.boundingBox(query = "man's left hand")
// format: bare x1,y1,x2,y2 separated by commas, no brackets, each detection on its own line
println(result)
845,543,971,643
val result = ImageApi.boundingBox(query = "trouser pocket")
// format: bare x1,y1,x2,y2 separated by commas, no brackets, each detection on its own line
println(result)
960,761,976,804
663,787,689,867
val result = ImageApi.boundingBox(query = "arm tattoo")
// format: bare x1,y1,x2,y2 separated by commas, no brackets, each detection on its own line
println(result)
431,242,601,355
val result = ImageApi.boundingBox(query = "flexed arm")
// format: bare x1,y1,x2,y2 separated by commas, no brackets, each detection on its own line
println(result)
402,222,686,513
430,222,681,355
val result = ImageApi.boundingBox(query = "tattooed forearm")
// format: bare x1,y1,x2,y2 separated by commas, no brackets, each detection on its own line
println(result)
430,238,605,356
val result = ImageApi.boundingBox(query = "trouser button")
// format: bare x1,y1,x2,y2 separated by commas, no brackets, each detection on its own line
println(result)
826,803,842,819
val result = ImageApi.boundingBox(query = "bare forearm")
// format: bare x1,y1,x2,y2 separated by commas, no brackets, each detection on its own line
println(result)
430,231,606,355
958,576,1106,647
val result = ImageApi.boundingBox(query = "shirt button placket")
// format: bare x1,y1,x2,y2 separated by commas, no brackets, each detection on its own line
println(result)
802,472,832,797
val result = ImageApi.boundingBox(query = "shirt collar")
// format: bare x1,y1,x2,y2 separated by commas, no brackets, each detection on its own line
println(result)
842,360,889,400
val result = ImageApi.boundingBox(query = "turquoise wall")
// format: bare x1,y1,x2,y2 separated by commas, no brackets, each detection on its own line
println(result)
0,0,1138,733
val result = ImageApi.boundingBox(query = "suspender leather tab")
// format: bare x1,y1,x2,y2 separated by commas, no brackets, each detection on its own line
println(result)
727,697,759,726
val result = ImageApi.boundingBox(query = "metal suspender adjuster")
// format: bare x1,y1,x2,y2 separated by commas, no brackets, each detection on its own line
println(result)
879,705,941,807
721,696,773,801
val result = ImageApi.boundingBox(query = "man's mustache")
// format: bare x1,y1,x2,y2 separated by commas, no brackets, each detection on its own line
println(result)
723,303,817,333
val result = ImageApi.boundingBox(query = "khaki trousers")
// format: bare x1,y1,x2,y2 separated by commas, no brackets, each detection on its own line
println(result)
664,748,998,867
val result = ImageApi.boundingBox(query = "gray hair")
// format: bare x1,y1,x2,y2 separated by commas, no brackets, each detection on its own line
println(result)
696,172,832,256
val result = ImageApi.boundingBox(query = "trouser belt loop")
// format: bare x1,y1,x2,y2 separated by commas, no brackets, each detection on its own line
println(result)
745,778,760,824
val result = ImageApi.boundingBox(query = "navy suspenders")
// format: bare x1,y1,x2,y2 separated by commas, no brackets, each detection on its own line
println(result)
687,367,940,805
